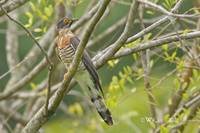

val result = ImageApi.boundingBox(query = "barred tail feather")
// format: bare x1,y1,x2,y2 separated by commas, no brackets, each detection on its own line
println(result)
74,71,113,126
89,87,113,126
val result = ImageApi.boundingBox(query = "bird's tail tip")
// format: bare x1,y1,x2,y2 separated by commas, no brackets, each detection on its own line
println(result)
98,109,113,126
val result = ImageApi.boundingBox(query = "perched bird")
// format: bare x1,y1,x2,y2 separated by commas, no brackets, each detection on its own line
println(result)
56,17,113,126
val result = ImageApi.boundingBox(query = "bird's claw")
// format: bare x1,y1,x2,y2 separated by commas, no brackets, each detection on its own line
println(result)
68,66,71,73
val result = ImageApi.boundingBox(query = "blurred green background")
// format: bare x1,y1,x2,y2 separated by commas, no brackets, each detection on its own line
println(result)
0,0,198,133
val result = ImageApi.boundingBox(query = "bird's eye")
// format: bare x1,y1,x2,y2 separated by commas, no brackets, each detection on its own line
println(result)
63,19,68,23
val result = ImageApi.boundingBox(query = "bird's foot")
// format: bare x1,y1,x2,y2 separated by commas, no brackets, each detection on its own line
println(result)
68,66,71,73
64,73,67,80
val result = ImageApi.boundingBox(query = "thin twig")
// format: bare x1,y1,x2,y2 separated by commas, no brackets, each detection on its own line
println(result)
44,68,52,116
0,54,32,80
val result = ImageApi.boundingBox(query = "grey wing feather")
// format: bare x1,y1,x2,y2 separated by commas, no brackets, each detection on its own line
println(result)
70,36,104,96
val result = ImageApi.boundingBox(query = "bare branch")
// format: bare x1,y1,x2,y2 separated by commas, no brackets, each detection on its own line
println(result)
0,0,29,16
0,39,56,100
113,31,200,59
95,1,140,69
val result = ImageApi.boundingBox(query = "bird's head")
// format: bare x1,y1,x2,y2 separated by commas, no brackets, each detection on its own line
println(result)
56,17,78,31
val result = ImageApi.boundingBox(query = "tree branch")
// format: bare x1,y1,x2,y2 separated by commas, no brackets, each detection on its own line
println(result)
95,0,140,69
0,0,29,16
112,31,200,59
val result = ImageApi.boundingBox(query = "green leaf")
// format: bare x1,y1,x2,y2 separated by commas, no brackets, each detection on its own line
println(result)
43,88,47,97
189,77,195,85
186,109,190,117
108,60,114,67
183,93,188,100
135,76,142,81
133,53,137,61
162,3,168,9
119,71,124,79
174,78,179,92
34,28,42,32
112,76,118,84
106,99,111,108
150,60,154,68
45,7,51,17
179,61,184,69
164,52,170,61
162,44,168,51
38,0,41,4
127,42,133,48
179,113,184,121
35,36,42,40
190,86,197,92
113,59,119,65
177,43,181,48
182,82,188,90
138,68,143,75
150,122,156,129
123,67,129,77
29,2,36,12
145,33,152,42
49,4,53,13
25,23,32,28
164,114,169,122
168,98,172,105
74,102,83,117
146,11,154,14
193,69,198,79
134,38,141,46
30,82,37,91
42,15,48,20
76,0,83,5
127,77,133,84
119,79,125,93
37,9,43,18
127,66,132,75
43,26,47,33
183,29,188,34
165,0,170,6
28,18,33,25
171,52,176,61
42,0,46,5
131,87,136,93
67,0,73,7
26,12,33,18
160,126,167,133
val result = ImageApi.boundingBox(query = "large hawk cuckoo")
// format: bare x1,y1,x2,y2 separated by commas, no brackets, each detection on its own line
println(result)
56,17,113,126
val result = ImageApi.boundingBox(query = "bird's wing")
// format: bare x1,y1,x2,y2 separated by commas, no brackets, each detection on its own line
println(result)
70,36,104,96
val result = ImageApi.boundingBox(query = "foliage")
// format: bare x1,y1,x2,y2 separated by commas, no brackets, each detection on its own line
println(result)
0,0,200,133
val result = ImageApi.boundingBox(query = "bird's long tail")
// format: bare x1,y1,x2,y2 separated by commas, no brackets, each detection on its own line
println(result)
75,71,113,126
88,86,113,126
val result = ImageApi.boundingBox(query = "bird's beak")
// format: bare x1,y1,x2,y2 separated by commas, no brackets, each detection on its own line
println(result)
72,18,78,21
